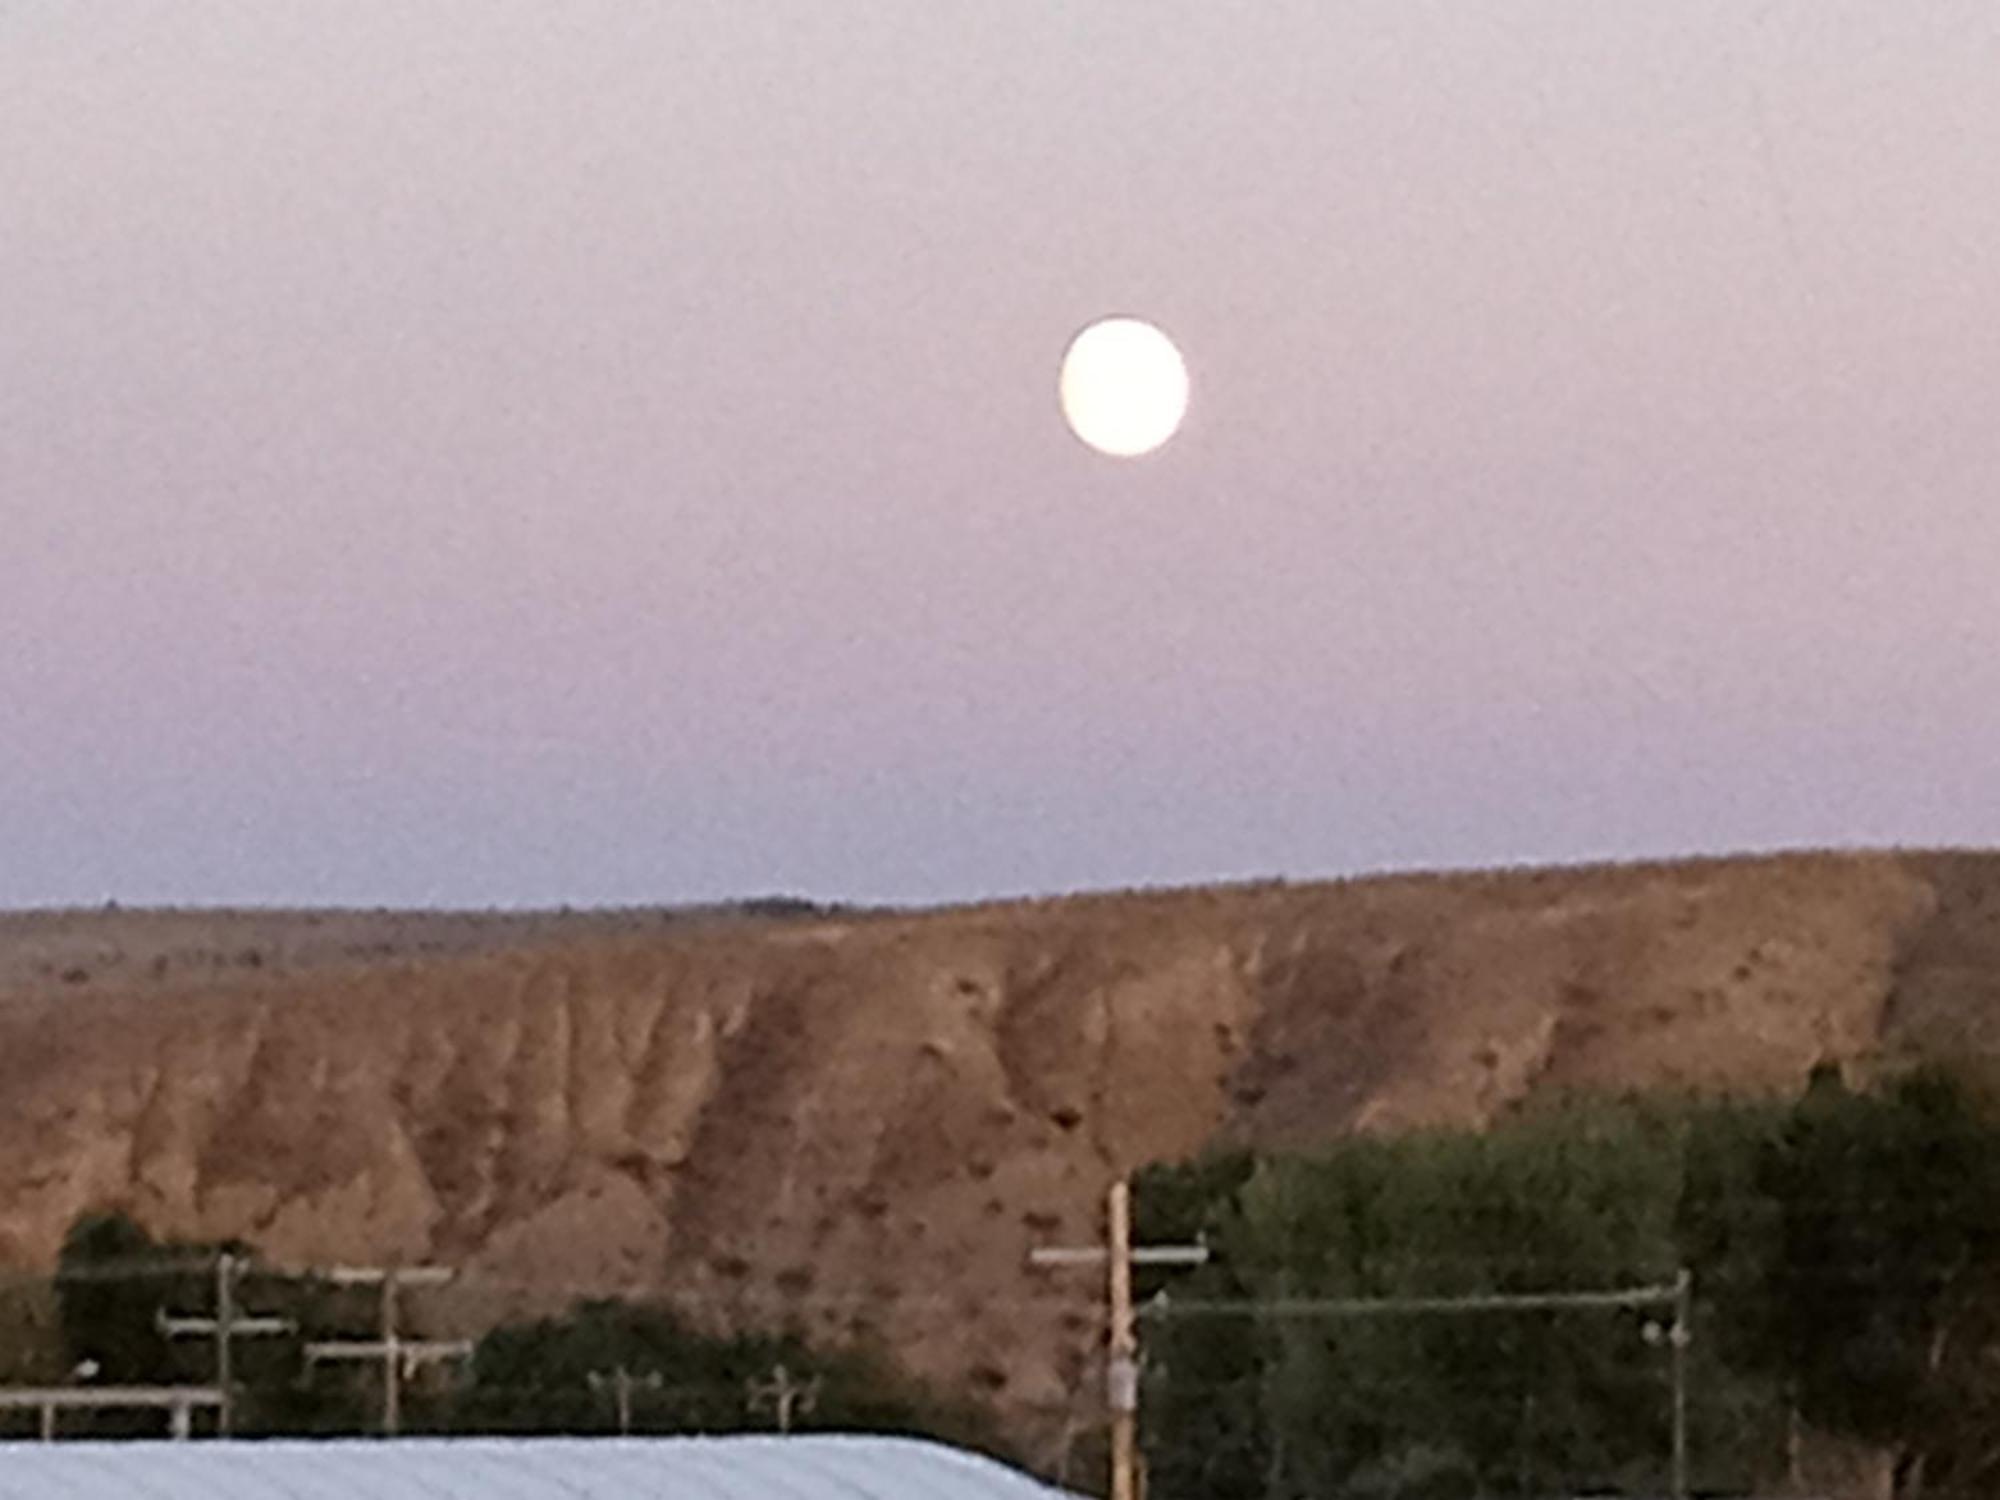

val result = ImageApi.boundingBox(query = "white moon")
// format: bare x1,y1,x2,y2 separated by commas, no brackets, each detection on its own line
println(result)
1058,317,1190,457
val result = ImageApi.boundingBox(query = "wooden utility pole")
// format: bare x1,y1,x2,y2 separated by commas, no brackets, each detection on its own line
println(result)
746,1363,820,1434
157,1252,294,1436
1670,1267,1692,1500
1106,1180,1138,1500
1028,1178,1209,1500
302,1266,470,1436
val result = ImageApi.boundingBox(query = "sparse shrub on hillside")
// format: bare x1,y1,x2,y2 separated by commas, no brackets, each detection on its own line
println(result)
733,895,838,921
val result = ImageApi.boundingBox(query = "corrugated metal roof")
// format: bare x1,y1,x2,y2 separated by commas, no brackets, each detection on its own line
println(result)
0,1434,1075,1499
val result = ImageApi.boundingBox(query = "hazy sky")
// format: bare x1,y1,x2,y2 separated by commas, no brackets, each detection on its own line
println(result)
5,2,1998,908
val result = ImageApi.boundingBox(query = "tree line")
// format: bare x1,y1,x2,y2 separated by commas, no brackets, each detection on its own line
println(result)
32,1213,1000,1453
25,1063,2000,1496
1133,1065,2000,1500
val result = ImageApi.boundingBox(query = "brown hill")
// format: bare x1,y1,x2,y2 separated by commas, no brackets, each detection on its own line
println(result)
3,849,1999,1462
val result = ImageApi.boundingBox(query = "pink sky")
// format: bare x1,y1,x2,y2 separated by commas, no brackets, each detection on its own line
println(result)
4,2,1998,906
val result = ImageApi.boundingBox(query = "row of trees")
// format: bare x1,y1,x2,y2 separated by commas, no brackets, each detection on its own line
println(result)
41,1215,996,1449
36,1065,2000,1493
1134,1066,2000,1500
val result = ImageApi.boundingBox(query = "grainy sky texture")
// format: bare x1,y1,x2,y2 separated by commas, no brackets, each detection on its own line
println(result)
4,2,1998,907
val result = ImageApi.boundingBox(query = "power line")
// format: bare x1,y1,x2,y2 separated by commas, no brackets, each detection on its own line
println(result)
1146,1278,1686,1320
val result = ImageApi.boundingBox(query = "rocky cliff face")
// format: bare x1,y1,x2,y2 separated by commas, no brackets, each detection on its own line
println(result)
3,851,1998,1459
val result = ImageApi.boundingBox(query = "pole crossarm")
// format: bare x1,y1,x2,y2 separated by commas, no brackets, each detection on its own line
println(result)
0,1387,226,1410
158,1312,294,1337
304,1339,475,1369
0,1386,224,1442
1028,1245,1211,1269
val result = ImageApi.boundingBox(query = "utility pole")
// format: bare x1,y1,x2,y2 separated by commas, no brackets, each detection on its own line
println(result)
1670,1267,1692,1500
156,1251,294,1436
746,1363,820,1434
302,1266,471,1436
1027,1178,1209,1500
588,1366,663,1435
1107,1180,1137,1500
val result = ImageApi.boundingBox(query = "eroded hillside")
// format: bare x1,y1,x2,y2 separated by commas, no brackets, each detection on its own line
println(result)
3,850,1998,1462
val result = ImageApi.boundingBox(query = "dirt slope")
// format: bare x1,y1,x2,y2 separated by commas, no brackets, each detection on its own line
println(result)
3,850,1998,1460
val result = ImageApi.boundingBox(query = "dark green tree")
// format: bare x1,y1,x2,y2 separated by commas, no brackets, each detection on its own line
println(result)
1757,1065,2000,1497
56,1211,178,1383
53,1212,371,1437
1135,1152,1273,1499
1140,1100,1706,1497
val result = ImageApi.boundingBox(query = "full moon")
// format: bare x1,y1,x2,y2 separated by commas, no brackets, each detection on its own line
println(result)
1058,317,1190,458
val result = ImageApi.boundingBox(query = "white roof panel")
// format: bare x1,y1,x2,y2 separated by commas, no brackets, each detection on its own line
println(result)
0,1435,1075,1500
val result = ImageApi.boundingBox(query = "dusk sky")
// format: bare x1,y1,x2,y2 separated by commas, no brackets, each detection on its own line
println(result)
5,2,1997,908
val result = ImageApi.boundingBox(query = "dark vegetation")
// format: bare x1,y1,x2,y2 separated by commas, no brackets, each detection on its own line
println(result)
442,1300,1001,1449
1135,1065,2000,1499
35,1216,994,1452
26,1064,2000,1497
